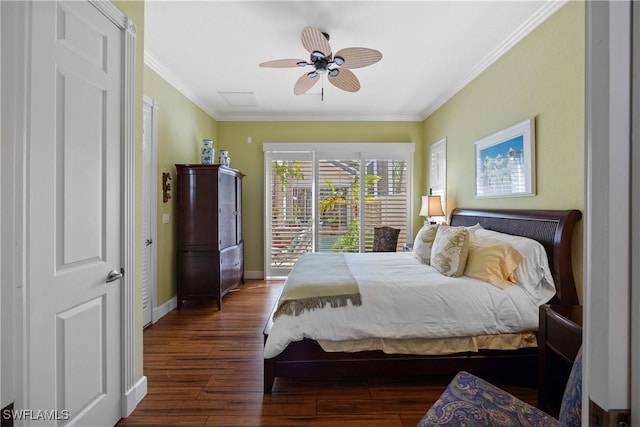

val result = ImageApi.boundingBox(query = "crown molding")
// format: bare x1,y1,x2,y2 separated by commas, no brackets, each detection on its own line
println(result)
144,50,219,120
144,0,566,123
214,113,423,122
420,0,568,120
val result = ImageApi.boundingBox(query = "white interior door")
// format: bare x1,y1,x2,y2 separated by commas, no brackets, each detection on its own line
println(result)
27,1,122,424
142,96,158,327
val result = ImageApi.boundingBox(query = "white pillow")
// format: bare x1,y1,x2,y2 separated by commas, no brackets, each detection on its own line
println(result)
473,228,555,304
412,223,440,265
466,223,484,234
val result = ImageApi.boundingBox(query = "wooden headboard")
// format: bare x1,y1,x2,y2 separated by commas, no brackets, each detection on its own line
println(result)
449,208,582,306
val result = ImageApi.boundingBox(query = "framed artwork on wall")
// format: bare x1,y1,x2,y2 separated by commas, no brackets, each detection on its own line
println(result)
475,117,535,198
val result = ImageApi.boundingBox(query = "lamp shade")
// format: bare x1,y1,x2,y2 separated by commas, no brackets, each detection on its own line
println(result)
419,195,445,217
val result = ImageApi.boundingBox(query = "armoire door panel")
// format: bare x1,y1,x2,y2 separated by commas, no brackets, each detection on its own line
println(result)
218,171,237,249
220,244,241,296
176,168,219,250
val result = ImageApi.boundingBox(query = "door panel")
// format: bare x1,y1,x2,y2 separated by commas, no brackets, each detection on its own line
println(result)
219,171,237,248
56,297,106,415
220,244,241,296
142,97,157,327
57,70,106,266
28,2,122,424
177,170,218,249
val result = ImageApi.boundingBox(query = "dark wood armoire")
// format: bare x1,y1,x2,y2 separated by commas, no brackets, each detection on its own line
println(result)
175,164,244,310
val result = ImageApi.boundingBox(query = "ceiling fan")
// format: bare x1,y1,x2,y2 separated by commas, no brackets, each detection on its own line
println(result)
259,26,382,96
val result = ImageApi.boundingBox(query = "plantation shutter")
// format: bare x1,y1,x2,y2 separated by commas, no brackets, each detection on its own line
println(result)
318,158,361,253
264,143,413,278
363,159,408,252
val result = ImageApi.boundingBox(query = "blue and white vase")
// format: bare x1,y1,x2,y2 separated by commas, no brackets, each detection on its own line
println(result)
219,149,230,167
201,139,214,165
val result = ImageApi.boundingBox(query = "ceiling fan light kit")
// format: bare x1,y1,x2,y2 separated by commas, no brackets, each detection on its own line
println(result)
259,26,382,97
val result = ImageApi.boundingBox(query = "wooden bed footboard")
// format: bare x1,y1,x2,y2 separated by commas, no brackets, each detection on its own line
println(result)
263,208,582,393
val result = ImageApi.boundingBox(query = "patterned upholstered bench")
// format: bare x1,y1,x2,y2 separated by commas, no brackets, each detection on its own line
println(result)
417,346,582,427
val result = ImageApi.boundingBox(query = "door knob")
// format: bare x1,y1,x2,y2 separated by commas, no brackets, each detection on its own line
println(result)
145,239,153,246
106,269,124,283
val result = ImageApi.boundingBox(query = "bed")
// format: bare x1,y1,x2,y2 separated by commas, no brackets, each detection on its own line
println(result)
263,208,582,393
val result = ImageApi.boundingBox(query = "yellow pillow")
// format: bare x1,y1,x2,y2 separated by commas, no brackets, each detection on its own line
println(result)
464,236,523,288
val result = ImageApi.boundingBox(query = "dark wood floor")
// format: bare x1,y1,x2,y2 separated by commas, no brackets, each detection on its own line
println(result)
117,279,538,426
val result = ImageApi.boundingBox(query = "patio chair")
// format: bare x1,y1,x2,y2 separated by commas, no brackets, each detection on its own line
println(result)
373,226,400,252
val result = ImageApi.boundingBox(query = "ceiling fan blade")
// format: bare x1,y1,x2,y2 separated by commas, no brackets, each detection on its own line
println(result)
328,68,360,92
259,59,308,68
301,26,331,57
294,72,319,95
333,47,382,69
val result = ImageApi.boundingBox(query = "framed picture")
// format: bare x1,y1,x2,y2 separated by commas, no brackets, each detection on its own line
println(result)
475,117,535,198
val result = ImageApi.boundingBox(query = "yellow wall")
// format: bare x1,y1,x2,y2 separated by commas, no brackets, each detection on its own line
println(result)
143,66,218,306
422,2,585,299
142,2,585,307
130,0,585,402
217,121,424,273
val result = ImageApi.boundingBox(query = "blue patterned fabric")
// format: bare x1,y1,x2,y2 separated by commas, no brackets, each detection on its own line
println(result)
418,346,583,426
417,372,558,427
558,346,583,427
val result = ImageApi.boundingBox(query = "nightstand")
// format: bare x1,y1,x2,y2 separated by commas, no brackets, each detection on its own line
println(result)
403,243,413,252
538,304,582,418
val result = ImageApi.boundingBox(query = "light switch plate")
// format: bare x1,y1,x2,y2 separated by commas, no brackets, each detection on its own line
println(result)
162,213,170,224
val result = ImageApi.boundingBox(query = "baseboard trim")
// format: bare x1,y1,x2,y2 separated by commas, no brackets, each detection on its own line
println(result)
152,297,176,323
244,271,264,280
589,399,630,426
122,375,147,417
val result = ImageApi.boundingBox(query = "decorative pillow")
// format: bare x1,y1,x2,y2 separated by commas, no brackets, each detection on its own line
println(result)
473,228,555,304
430,225,470,277
466,223,484,233
464,236,523,288
412,223,440,265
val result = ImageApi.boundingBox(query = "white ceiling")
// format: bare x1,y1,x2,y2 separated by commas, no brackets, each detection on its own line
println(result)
144,1,565,121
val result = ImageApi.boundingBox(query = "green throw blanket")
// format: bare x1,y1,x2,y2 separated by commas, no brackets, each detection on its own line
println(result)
274,253,362,318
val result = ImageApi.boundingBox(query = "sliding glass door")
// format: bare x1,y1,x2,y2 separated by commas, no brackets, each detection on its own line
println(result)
264,143,413,278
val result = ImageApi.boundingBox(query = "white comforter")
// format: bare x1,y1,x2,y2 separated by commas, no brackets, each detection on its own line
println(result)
263,252,541,358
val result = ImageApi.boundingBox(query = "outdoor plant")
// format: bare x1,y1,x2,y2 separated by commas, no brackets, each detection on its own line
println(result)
320,174,381,252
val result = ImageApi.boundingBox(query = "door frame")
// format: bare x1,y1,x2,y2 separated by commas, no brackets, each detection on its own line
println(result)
0,0,143,417
143,95,159,326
